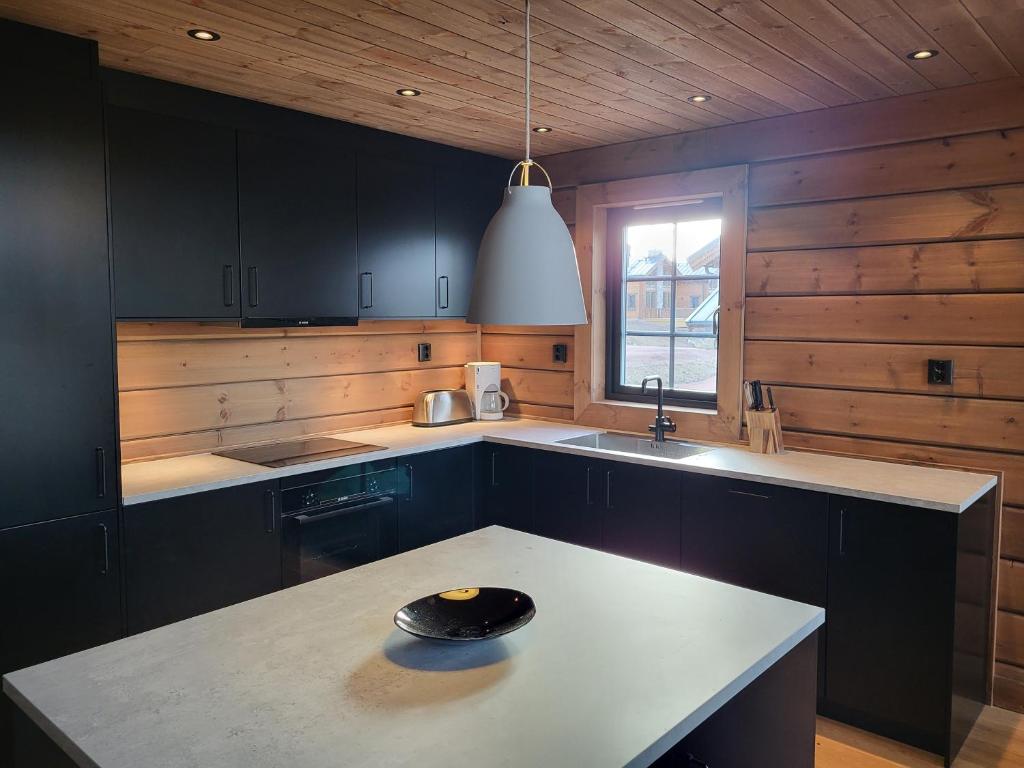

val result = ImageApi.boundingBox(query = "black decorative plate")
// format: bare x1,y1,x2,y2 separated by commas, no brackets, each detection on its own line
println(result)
394,587,536,642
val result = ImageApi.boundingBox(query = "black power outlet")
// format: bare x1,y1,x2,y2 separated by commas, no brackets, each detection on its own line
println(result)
927,359,953,385
553,343,568,364
417,342,432,362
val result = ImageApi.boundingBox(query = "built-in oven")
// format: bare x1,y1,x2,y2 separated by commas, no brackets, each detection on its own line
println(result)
280,459,400,587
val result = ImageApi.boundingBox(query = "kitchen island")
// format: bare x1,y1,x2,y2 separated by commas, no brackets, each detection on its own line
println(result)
4,527,824,768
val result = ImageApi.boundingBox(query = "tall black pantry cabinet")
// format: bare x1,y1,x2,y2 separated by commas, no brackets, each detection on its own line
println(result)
0,20,122,764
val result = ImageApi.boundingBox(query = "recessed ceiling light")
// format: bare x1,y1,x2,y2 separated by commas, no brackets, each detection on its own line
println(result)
687,94,712,103
396,88,421,97
908,49,939,60
187,29,220,41
532,126,552,133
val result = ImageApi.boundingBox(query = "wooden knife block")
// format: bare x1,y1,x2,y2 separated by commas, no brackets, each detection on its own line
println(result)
746,408,784,454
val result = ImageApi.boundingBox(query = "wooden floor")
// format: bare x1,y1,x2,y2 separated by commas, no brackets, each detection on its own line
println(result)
816,709,1024,767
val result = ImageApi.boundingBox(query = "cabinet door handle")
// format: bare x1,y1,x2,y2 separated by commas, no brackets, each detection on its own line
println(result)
438,275,449,310
95,447,106,498
585,466,592,505
490,451,498,487
839,508,847,556
263,489,276,533
95,523,109,576
222,264,235,307
605,470,613,509
727,488,771,500
406,463,414,500
247,266,259,307
360,272,373,309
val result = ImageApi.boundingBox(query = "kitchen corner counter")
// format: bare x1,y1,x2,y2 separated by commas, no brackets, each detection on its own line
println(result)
121,418,996,513
119,420,600,506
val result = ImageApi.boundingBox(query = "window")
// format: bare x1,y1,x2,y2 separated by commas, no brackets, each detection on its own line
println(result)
606,201,723,409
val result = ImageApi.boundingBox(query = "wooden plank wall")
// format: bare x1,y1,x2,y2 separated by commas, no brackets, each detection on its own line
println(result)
509,90,1024,710
116,320,479,461
479,324,575,421
742,131,1024,712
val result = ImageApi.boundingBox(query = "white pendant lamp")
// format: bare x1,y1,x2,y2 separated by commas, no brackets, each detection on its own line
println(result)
467,0,587,326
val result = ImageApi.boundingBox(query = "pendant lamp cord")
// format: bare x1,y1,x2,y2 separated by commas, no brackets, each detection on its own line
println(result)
524,0,531,165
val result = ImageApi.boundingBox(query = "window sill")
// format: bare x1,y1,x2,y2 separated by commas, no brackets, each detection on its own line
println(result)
595,398,719,418
603,392,718,412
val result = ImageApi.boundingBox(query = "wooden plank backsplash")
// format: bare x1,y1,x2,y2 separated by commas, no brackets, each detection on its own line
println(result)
117,319,480,461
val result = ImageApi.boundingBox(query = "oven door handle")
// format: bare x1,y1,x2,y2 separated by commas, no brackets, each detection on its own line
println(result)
289,496,393,526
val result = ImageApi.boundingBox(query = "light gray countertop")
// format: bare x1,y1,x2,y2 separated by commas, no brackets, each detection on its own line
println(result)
3,527,825,768
121,418,996,512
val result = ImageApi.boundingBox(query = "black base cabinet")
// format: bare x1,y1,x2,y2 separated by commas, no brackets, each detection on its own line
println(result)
532,452,682,567
821,493,995,764
656,634,819,768
397,447,475,552
680,475,829,697
525,448,992,766
124,483,282,634
0,510,122,765
475,443,535,533
604,461,682,569
679,475,828,607
532,451,606,549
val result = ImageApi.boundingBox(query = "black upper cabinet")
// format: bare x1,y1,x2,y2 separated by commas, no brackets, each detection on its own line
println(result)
435,165,500,317
357,153,437,318
397,447,475,552
679,476,828,608
107,107,239,320
532,451,605,549
0,68,116,528
604,462,681,569
0,509,122,677
823,496,957,755
475,443,534,533
123,482,282,634
102,71,508,321
0,19,97,80
237,131,358,324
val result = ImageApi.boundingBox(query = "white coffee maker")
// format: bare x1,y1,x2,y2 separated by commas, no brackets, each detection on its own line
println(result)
465,361,510,421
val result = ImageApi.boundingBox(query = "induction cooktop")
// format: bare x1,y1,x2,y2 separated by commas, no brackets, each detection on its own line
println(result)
214,437,386,468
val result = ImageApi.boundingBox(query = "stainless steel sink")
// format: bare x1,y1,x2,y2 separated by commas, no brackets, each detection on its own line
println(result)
556,432,712,460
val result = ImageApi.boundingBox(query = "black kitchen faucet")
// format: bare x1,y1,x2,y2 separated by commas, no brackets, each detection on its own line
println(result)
641,376,677,444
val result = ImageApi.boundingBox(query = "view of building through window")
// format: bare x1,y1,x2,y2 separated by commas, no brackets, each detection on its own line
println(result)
618,215,721,401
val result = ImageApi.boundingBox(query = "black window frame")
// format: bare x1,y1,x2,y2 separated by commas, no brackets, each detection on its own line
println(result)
605,200,723,410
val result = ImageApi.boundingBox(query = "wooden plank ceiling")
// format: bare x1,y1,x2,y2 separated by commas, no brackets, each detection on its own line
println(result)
2,0,1022,158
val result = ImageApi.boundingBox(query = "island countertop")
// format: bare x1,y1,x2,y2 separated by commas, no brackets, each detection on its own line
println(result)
121,418,996,512
3,527,824,768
